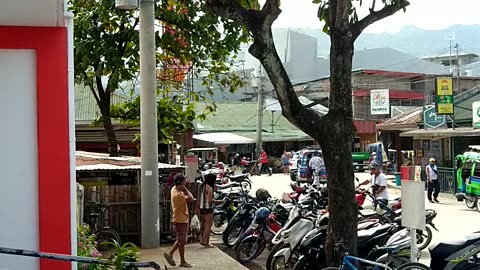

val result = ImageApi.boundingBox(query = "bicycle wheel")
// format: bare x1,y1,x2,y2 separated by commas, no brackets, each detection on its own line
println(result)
96,228,121,251
397,262,432,270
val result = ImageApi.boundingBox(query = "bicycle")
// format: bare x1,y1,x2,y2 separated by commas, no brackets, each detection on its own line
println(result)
321,242,432,270
85,201,121,251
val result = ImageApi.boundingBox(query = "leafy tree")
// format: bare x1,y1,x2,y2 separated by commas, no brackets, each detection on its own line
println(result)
205,0,409,264
109,93,196,144
70,0,248,156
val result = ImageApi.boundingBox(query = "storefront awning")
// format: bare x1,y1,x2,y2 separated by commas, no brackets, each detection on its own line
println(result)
193,132,255,145
400,127,480,139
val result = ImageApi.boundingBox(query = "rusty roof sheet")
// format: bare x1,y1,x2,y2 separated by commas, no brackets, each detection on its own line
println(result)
75,151,184,171
377,107,422,131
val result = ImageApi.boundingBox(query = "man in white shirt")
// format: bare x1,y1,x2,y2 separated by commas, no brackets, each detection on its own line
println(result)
426,158,440,203
357,162,389,200
308,151,324,187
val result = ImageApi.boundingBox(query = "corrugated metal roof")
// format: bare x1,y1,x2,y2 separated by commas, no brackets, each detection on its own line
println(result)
377,107,422,131
75,84,131,121
194,102,312,141
75,151,184,171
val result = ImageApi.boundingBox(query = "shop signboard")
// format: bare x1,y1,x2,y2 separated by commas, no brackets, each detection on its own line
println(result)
435,77,454,115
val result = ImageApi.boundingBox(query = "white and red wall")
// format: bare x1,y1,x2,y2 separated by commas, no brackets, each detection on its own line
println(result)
0,1,76,270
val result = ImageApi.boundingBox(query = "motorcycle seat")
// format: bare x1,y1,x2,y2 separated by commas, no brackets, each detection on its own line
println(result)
358,224,392,243
429,233,480,259
217,182,240,189
393,216,401,223
229,174,249,181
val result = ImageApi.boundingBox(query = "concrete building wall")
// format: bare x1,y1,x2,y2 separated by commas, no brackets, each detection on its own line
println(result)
0,49,40,270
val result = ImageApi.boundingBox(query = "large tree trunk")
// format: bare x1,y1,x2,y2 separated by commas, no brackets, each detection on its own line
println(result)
321,32,358,265
102,114,119,157
99,94,119,157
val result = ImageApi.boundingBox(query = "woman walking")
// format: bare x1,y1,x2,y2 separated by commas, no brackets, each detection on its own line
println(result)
199,173,222,247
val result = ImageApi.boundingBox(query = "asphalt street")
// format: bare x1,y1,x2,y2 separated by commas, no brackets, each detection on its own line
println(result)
214,172,480,269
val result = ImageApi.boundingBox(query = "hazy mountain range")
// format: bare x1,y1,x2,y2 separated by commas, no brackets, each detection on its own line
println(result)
289,24,480,58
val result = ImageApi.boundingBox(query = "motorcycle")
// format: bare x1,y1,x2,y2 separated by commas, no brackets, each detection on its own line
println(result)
222,188,276,248
235,207,283,264
211,192,246,235
219,170,253,191
222,199,258,247
429,231,480,270
293,217,399,270
269,209,317,270
371,197,438,250
374,227,422,267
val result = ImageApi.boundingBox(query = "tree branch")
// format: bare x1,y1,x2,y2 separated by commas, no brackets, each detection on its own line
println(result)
204,0,261,28
352,0,410,40
204,0,325,139
261,0,282,26
83,71,102,107
369,0,376,13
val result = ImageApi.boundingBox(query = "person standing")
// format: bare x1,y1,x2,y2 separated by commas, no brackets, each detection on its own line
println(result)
258,150,272,176
426,158,440,203
357,162,389,200
281,151,290,175
164,173,194,268
198,173,223,247
308,151,324,187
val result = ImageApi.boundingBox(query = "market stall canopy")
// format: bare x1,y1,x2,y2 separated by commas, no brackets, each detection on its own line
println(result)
0,0,66,27
400,127,480,139
193,132,255,145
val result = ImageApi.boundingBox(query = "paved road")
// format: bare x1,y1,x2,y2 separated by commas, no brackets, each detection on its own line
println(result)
215,172,480,269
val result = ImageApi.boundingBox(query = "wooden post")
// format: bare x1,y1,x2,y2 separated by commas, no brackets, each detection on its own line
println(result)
395,131,402,172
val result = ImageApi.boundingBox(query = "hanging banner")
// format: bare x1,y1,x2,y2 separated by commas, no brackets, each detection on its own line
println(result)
370,89,390,115
435,77,454,115
473,101,480,129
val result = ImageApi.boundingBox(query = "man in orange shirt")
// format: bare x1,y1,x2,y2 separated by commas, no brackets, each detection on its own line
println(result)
164,173,194,268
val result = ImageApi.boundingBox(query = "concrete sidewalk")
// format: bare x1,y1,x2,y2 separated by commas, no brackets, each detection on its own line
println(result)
140,241,248,270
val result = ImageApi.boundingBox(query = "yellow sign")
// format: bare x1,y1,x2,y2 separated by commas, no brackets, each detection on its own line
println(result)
435,77,454,115
436,77,453,96
437,103,454,114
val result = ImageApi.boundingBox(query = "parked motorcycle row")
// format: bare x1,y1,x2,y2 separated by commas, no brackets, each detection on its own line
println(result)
196,171,480,270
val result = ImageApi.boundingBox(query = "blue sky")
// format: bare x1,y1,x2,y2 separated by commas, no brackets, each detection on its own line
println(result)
272,0,480,33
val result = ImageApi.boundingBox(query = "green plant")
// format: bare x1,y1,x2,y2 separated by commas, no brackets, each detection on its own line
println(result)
77,225,104,270
104,241,139,270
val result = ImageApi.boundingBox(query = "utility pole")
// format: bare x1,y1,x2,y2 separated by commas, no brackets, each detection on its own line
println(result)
455,43,460,93
116,0,160,248
139,0,160,248
255,64,265,160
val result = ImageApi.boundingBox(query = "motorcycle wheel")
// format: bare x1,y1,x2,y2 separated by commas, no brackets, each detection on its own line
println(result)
397,262,431,270
271,253,297,270
266,243,288,270
235,236,265,264
222,222,245,248
466,199,476,209
211,213,228,235
417,226,433,250
294,256,324,270
241,180,252,191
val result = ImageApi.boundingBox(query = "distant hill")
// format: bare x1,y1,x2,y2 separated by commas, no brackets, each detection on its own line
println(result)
288,25,480,58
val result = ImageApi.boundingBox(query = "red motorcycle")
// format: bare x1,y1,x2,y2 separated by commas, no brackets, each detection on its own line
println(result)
235,207,282,264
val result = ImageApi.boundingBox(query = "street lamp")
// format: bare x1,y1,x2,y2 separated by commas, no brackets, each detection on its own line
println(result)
116,0,160,248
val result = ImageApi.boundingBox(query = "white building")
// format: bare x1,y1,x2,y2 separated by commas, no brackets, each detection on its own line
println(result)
0,1,75,270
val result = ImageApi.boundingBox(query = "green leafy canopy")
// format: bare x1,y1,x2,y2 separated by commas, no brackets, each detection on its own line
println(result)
70,0,249,144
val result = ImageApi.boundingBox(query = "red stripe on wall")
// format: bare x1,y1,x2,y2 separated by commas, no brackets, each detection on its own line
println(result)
0,26,71,270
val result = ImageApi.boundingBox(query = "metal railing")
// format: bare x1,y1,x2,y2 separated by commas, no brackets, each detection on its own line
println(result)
419,167,456,194
0,247,163,270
